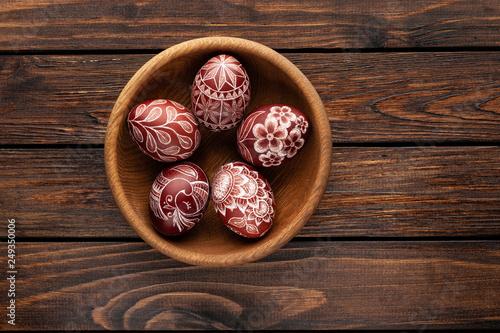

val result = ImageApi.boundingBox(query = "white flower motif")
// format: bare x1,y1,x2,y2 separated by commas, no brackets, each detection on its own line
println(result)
220,100,244,125
212,163,274,232
258,151,285,167
252,117,288,153
195,95,221,123
191,55,250,131
246,198,274,226
282,128,305,159
295,115,309,134
269,106,297,128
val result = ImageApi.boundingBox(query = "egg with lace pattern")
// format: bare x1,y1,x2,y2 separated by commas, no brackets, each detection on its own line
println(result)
212,161,275,238
237,104,310,167
191,54,251,132
127,99,201,162
149,162,210,236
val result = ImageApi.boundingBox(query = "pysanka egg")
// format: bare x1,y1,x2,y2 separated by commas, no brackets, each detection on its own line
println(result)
236,104,310,167
149,162,210,236
127,99,201,162
212,162,275,238
191,54,251,131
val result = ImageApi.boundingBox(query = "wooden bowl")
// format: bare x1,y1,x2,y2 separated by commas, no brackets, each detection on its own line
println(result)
105,37,331,267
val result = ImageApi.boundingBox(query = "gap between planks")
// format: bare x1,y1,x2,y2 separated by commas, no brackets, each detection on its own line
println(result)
2,45,500,56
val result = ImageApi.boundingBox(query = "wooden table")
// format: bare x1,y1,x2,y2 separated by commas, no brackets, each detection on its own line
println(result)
1,0,500,330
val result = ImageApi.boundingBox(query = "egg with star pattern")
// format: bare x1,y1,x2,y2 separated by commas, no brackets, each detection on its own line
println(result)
191,54,251,132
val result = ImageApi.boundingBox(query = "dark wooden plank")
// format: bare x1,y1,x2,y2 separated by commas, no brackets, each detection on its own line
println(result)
307,52,500,144
0,148,136,238
314,146,500,237
1,241,498,330
2,52,500,144
1,146,499,238
0,54,135,144
1,0,499,51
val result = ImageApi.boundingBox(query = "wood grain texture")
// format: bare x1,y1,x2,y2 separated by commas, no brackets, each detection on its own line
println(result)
1,52,499,144
0,148,135,238
0,0,499,51
1,241,498,330
315,146,500,237
2,0,499,329
2,146,499,238
0,54,136,143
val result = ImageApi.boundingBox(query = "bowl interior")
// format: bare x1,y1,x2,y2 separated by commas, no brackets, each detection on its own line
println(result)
106,37,331,266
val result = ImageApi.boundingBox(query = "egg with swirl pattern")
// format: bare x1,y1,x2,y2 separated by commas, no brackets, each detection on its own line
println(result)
191,54,251,131
149,162,210,236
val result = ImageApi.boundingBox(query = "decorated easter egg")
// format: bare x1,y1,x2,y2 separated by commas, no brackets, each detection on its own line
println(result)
236,104,310,167
212,162,275,238
149,162,210,236
127,99,201,162
191,54,251,131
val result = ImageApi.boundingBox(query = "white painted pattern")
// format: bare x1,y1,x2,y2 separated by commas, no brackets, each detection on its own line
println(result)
212,162,274,236
128,99,200,162
192,55,251,131
238,106,307,167
149,163,209,233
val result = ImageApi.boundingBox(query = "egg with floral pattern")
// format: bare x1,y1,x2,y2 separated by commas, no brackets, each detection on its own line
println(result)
212,161,275,238
236,104,310,167
127,99,201,162
149,162,210,236
191,54,251,132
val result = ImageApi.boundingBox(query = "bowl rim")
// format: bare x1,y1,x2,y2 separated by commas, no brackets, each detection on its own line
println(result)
105,36,332,266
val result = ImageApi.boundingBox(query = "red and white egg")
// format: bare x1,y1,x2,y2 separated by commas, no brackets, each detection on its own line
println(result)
149,162,210,236
127,99,201,162
236,104,310,167
191,54,251,132
211,162,275,238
